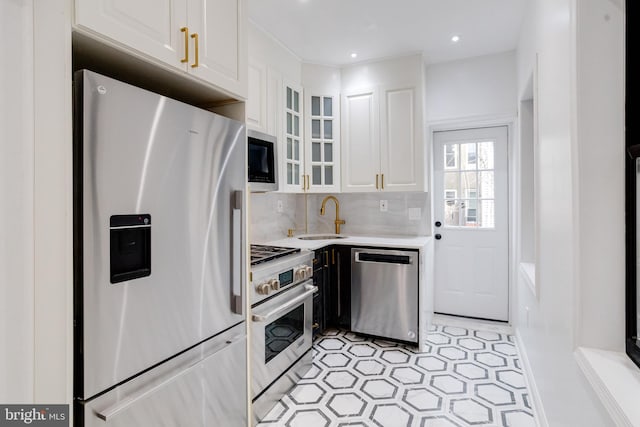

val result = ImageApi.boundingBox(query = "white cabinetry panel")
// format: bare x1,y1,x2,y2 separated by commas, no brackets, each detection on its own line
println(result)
380,86,423,191
247,61,267,131
75,0,246,98
188,0,246,97
76,0,186,68
342,85,423,193
342,89,379,192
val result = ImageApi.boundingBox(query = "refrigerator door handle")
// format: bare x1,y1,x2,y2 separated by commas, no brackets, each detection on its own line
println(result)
96,333,245,422
232,190,244,315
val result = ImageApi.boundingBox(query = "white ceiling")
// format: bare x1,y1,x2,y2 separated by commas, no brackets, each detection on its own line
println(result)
248,0,527,66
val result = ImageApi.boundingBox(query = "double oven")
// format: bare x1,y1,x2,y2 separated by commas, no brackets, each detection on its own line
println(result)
249,245,315,422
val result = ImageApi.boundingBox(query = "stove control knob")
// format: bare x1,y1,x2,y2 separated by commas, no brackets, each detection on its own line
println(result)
305,266,313,277
294,266,305,280
298,265,309,279
256,283,271,295
269,279,280,291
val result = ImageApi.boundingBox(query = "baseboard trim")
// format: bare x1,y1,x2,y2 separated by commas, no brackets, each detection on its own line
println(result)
574,347,635,427
514,330,549,427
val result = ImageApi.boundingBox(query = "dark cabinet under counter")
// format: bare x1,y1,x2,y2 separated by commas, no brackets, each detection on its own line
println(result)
312,249,327,337
312,245,352,337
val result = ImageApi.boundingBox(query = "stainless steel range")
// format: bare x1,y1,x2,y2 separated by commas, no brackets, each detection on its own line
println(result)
250,244,315,423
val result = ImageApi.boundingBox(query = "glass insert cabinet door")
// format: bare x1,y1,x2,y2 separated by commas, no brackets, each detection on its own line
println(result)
283,82,303,191
305,93,340,192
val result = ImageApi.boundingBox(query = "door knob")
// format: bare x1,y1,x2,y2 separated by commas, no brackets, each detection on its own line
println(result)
435,221,442,227
435,234,442,240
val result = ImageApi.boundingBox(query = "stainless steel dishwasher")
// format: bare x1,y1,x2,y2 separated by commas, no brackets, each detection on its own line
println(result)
351,248,419,343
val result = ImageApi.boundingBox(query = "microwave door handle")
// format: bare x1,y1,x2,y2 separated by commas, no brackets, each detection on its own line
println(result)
232,190,243,315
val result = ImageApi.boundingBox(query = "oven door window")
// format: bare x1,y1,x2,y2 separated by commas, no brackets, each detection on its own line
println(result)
264,304,304,363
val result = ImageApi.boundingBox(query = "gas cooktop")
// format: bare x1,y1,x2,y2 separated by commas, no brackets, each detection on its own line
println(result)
250,244,301,266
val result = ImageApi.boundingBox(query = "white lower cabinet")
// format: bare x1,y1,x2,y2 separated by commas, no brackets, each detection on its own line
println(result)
75,0,247,98
342,85,425,192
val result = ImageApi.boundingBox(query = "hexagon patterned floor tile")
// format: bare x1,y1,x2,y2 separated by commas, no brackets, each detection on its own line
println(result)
256,324,535,426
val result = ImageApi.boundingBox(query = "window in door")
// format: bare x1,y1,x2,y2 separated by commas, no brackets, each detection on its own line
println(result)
443,141,495,228
445,144,458,169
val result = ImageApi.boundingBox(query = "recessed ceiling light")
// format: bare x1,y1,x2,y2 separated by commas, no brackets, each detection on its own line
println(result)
451,35,460,43
351,52,358,58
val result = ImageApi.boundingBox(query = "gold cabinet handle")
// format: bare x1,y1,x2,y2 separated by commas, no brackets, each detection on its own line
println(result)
376,174,379,190
301,175,306,191
191,33,199,68
180,27,189,63
306,174,310,190
381,173,385,190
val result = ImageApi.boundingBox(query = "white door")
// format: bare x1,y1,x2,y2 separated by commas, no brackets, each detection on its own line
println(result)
433,126,509,321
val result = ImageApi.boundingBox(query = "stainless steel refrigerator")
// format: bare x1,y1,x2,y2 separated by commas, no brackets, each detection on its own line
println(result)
73,70,247,427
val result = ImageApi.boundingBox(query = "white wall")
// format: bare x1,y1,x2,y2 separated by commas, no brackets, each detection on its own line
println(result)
302,63,341,94
0,0,73,406
248,22,301,84
341,53,424,93
513,0,616,424
0,0,35,402
574,0,625,351
424,51,517,122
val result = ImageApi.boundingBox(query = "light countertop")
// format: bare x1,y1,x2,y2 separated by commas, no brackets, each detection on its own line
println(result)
264,234,432,251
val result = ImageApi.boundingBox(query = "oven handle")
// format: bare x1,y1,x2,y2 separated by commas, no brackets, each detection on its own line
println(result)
252,284,317,322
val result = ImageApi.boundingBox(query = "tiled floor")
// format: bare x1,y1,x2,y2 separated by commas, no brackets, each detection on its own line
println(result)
256,324,535,427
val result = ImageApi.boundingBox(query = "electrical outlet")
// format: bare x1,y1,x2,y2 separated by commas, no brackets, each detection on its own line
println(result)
408,208,421,220
380,200,388,212
276,200,283,213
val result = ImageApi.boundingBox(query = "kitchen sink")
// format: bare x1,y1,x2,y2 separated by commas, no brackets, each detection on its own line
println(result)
297,235,348,240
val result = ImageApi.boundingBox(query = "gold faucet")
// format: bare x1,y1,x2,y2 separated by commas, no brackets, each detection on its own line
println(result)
320,195,346,234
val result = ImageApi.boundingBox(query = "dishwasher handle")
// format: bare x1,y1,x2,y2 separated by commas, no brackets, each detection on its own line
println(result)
354,252,413,265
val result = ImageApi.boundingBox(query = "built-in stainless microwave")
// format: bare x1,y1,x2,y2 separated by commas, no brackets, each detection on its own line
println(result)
248,129,278,192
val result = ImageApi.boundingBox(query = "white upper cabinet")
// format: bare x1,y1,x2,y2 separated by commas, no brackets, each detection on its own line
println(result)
281,82,304,192
75,0,247,98
341,55,426,193
305,93,340,193
247,60,267,131
341,88,380,192
342,84,424,192
187,0,246,97
380,85,424,191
